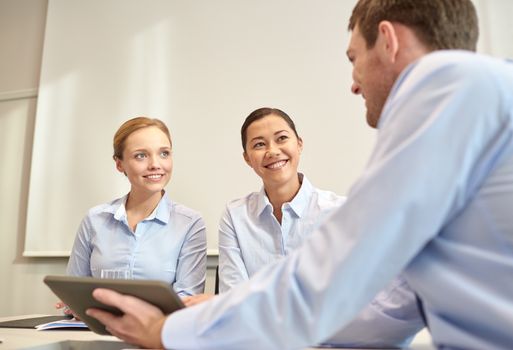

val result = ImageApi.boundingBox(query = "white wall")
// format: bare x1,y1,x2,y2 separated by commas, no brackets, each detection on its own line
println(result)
24,0,372,255
1,0,512,317
0,0,64,316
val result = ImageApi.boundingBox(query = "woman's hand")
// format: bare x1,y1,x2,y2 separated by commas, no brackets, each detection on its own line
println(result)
55,301,80,320
182,293,214,307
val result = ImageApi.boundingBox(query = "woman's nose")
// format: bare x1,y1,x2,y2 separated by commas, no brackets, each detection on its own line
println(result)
266,145,280,158
148,155,161,169
351,81,361,95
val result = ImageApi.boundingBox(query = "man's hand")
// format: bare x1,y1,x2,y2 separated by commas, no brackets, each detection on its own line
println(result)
86,288,166,349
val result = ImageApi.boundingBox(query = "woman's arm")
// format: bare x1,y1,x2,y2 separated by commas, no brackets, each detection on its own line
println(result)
173,216,207,297
218,207,250,293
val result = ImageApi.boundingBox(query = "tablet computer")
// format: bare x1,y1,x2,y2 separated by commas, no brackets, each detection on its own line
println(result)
44,275,184,335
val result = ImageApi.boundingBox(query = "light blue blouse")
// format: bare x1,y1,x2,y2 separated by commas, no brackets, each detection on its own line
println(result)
218,174,345,292
66,192,206,296
162,51,513,349
219,174,423,347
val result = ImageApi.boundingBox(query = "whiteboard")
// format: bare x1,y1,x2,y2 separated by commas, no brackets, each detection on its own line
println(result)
24,0,377,256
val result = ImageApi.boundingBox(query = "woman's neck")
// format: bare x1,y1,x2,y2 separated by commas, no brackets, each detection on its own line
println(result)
125,190,164,231
265,175,301,224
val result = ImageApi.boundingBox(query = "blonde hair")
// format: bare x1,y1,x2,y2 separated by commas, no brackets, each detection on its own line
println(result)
113,116,172,160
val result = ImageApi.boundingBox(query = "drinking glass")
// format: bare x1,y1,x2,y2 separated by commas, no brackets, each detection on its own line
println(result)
100,268,131,279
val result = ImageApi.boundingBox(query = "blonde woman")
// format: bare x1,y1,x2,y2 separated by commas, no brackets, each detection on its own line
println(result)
65,117,206,298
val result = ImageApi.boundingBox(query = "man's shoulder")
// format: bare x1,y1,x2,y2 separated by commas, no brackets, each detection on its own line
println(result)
415,51,509,81
421,50,486,66
391,50,512,109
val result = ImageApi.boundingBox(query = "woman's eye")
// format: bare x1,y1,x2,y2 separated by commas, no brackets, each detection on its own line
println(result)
160,150,170,158
253,142,265,149
134,153,146,159
277,135,289,142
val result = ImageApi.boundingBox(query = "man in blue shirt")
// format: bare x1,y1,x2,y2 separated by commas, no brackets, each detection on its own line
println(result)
87,0,513,349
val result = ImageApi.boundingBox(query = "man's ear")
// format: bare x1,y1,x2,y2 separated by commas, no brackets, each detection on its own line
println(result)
376,20,399,64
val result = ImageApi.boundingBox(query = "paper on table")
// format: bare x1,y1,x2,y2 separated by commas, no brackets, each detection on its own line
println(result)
36,318,88,331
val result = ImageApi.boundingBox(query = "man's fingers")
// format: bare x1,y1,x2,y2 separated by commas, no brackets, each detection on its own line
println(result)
92,288,162,316
86,307,135,339
87,305,139,344
87,288,166,349
86,307,119,327
92,288,124,307
87,289,126,330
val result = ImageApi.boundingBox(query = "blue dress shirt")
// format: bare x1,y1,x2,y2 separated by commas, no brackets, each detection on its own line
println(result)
163,51,513,349
67,192,207,296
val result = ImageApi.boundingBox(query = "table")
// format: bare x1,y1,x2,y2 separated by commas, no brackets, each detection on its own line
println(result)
0,315,131,349
0,315,434,349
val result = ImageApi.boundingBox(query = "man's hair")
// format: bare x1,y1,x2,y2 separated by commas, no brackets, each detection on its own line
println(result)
348,0,479,52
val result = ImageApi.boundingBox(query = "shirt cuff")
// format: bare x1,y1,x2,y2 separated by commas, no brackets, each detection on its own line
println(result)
161,307,200,349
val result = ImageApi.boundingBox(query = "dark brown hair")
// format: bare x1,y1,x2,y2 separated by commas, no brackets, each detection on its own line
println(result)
348,0,478,51
241,108,299,152
113,116,171,160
